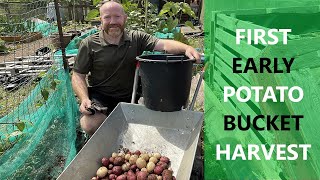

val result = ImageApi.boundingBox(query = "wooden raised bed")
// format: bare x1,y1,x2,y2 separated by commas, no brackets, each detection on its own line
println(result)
0,32,42,43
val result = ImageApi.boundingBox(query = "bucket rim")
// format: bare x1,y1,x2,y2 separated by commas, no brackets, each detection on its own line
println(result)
136,54,195,63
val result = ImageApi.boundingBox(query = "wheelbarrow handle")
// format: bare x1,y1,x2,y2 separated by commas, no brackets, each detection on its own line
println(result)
131,62,140,104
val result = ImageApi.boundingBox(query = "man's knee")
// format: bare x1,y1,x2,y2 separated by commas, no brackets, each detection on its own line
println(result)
80,113,107,135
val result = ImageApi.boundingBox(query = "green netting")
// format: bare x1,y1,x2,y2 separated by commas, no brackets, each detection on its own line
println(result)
0,58,79,179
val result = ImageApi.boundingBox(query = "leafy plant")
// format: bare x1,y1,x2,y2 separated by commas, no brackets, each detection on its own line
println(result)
0,39,8,53
157,2,197,44
0,120,33,156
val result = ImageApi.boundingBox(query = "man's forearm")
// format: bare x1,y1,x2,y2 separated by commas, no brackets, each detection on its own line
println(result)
159,39,191,54
72,72,89,102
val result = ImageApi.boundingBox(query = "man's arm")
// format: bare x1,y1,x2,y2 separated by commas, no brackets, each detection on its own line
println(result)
154,39,201,63
72,72,91,114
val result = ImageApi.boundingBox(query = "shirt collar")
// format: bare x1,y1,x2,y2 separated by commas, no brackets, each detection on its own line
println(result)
99,29,131,46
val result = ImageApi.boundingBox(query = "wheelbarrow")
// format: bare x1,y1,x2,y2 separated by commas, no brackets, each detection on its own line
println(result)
58,54,205,179
57,103,203,179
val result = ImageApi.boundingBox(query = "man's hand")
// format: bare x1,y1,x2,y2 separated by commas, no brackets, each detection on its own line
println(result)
154,39,202,63
185,46,201,64
80,99,92,115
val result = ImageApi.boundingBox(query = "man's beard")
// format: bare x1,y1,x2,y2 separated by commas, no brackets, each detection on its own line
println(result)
105,24,124,38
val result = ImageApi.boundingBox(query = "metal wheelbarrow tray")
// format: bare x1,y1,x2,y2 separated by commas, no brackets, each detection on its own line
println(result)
58,102,204,180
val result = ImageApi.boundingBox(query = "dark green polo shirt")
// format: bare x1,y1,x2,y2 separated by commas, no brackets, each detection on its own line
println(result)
73,30,159,98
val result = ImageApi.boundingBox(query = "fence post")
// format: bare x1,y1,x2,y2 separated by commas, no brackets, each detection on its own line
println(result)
54,0,69,71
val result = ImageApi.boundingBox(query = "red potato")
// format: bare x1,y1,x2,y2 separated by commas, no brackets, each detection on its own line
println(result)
153,166,164,175
116,174,127,180
109,157,115,164
136,171,148,180
156,162,168,169
130,164,138,171
147,174,157,180
134,150,141,156
159,157,170,164
102,157,110,167
112,166,123,176
127,174,137,180
128,170,135,176
114,157,125,166
109,174,117,179
162,170,173,180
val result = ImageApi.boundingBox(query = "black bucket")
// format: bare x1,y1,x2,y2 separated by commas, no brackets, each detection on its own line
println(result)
136,54,194,112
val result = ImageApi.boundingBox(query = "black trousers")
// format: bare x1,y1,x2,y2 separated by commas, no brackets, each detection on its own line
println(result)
88,87,139,116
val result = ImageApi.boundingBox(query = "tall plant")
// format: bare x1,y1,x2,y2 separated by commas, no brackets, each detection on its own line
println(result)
157,2,197,44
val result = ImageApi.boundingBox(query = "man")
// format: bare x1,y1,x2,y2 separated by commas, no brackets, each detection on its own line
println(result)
72,0,201,136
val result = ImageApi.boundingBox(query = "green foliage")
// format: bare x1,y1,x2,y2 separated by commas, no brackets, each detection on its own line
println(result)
38,66,61,107
0,16,36,36
0,39,8,53
123,0,158,34
85,9,100,21
0,120,33,156
157,2,197,44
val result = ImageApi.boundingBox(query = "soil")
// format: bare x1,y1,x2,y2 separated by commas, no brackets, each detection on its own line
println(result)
0,37,51,63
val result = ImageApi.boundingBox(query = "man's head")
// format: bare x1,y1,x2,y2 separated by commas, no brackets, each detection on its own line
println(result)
99,0,127,38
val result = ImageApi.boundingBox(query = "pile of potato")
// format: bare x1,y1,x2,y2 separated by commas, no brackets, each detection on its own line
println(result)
91,150,176,180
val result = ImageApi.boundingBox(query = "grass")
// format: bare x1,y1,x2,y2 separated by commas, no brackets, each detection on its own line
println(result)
0,83,36,118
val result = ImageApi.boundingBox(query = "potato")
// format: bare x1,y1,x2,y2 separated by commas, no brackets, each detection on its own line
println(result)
116,174,127,180
96,166,108,178
112,166,123,176
125,154,131,160
109,174,117,179
112,152,118,158
122,163,130,172
156,162,168,169
109,164,114,170
130,164,138,171
140,154,150,161
127,174,137,180
162,170,172,180
136,158,147,169
153,153,161,159
159,157,169,164
108,169,113,174
102,157,110,167
134,150,141,156
146,162,155,173
128,170,135,176
172,176,176,180
114,156,125,166
153,166,164,175
147,174,157,180
157,176,162,180
91,177,98,180
149,157,158,164
109,157,115,164
118,152,125,159
129,155,139,165
141,168,148,173
136,171,148,180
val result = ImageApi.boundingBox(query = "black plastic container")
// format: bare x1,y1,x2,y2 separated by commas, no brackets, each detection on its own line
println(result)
136,54,194,112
